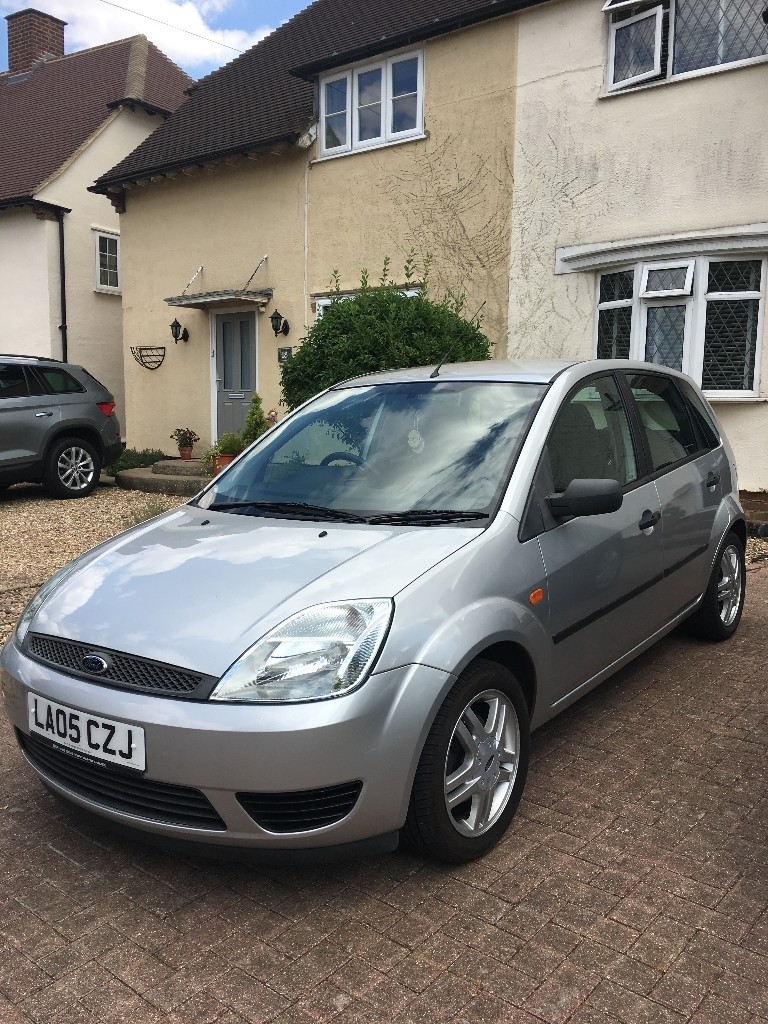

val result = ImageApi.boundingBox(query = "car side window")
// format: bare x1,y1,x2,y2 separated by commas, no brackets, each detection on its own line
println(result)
626,374,700,472
38,368,85,394
676,379,721,451
547,375,638,493
0,364,29,399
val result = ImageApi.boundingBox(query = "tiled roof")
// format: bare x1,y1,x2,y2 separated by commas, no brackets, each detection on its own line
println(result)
95,0,543,190
0,35,192,206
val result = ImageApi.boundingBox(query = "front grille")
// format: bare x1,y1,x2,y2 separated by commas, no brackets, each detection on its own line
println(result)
237,782,363,833
27,634,213,699
18,730,226,830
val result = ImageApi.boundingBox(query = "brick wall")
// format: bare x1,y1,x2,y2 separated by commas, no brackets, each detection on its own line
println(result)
6,9,66,73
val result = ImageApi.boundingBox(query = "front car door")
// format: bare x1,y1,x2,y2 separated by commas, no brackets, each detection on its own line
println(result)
215,312,257,436
527,373,666,703
621,370,726,621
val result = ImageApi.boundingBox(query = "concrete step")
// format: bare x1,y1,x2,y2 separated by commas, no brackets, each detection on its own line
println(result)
151,459,207,477
116,467,209,497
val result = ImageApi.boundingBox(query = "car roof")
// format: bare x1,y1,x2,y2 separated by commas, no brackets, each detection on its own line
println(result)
0,354,65,364
335,359,696,388
336,359,580,387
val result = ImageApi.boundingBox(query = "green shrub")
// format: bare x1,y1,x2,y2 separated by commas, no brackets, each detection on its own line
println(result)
242,392,269,445
216,431,245,456
107,448,167,476
280,257,491,409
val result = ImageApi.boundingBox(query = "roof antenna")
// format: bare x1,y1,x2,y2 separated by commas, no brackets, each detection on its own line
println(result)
430,352,450,379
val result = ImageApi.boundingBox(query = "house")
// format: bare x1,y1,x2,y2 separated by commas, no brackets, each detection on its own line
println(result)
507,0,768,489
92,0,537,452
94,0,768,490
0,9,191,429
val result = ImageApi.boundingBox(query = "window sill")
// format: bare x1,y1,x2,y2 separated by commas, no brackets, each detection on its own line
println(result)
311,133,427,164
94,286,121,296
600,52,768,100
704,394,766,403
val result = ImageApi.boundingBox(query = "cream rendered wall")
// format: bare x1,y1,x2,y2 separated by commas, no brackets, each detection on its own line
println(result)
510,0,768,489
38,107,161,432
308,18,519,351
0,207,59,355
120,17,520,454
119,149,308,452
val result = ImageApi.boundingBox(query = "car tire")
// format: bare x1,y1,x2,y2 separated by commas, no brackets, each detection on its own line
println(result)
686,529,746,642
403,659,530,863
43,437,101,499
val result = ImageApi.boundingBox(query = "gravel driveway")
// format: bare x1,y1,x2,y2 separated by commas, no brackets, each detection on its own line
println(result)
0,484,766,1024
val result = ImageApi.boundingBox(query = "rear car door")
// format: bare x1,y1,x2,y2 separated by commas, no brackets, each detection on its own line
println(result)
526,373,665,703
622,371,725,621
0,364,60,471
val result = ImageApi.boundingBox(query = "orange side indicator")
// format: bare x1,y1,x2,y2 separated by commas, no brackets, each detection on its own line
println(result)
529,588,545,606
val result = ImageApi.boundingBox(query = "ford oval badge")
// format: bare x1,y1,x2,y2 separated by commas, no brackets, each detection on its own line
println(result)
82,654,109,674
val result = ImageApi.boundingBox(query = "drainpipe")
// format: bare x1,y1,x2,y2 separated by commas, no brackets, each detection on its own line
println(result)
56,209,68,362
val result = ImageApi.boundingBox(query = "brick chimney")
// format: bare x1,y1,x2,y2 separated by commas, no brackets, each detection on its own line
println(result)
6,9,66,73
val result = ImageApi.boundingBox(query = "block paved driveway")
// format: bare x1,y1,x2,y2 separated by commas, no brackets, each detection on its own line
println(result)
0,569,766,1024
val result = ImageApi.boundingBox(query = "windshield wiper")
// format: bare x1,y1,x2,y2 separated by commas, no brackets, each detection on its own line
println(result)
207,500,369,523
367,509,490,525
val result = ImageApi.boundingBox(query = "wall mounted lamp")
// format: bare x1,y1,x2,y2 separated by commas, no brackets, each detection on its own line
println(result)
270,309,290,336
170,318,189,343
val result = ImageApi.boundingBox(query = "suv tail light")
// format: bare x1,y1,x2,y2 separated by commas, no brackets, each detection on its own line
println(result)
97,402,116,417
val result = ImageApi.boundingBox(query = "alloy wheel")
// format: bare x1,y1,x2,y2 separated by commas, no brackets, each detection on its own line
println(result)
443,688,520,837
57,446,95,491
717,543,742,628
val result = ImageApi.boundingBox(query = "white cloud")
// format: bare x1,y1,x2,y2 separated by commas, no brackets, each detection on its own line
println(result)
0,0,273,72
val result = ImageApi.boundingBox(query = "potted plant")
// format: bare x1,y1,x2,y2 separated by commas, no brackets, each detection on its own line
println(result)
211,431,245,474
170,427,200,460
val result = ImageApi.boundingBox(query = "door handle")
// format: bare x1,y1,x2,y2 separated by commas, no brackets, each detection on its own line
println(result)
706,471,720,489
639,509,661,531
35,411,53,418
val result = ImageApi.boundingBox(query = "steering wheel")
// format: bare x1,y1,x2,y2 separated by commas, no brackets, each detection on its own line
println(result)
319,451,383,479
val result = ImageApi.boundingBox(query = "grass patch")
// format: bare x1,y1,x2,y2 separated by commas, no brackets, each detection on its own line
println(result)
121,498,176,529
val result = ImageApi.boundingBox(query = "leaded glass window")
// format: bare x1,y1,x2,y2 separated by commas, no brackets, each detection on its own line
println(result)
605,0,768,91
674,0,768,75
596,256,765,395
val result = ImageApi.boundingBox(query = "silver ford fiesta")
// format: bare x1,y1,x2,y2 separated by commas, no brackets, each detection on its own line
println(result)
1,360,746,863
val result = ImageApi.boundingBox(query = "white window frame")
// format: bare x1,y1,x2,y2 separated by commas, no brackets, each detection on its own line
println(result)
639,259,695,298
604,0,768,94
608,4,664,91
318,49,424,158
314,287,420,320
93,229,120,294
594,255,766,399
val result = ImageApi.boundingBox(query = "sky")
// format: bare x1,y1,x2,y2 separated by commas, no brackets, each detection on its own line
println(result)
0,0,309,78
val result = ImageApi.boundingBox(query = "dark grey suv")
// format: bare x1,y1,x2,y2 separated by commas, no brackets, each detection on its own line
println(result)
0,356,124,499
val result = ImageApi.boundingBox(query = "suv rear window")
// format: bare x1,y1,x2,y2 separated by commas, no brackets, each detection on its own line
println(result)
39,368,85,394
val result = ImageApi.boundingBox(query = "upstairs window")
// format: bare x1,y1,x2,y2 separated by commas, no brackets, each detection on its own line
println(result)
604,0,768,91
596,256,765,397
319,51,424,158
94,230,120,292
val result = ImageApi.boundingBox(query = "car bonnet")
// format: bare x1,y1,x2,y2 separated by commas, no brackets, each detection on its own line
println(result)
28,505,480,677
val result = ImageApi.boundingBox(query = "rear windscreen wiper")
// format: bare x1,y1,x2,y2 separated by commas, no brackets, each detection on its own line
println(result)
207,500,369,523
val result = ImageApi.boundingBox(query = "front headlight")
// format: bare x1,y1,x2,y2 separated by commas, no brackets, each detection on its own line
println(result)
14,556,91,648
211,600,393,703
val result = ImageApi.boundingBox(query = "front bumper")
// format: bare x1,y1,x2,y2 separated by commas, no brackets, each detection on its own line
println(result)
1,639,452,853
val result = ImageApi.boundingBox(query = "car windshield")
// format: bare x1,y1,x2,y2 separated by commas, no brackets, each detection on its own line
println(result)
197,380,546,521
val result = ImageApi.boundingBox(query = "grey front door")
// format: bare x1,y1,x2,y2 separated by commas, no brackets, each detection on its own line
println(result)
215,312,256,435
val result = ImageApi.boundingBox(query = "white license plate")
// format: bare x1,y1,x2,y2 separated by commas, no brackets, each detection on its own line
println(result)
27,693,146,772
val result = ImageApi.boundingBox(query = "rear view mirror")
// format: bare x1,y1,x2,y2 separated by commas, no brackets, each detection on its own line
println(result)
547,478,623,519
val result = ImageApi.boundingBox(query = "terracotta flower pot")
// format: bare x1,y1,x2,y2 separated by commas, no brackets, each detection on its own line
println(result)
178,446,193,461
212,453,235,474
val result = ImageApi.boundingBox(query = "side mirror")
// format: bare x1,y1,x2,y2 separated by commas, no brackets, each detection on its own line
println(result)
547,478,623,519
